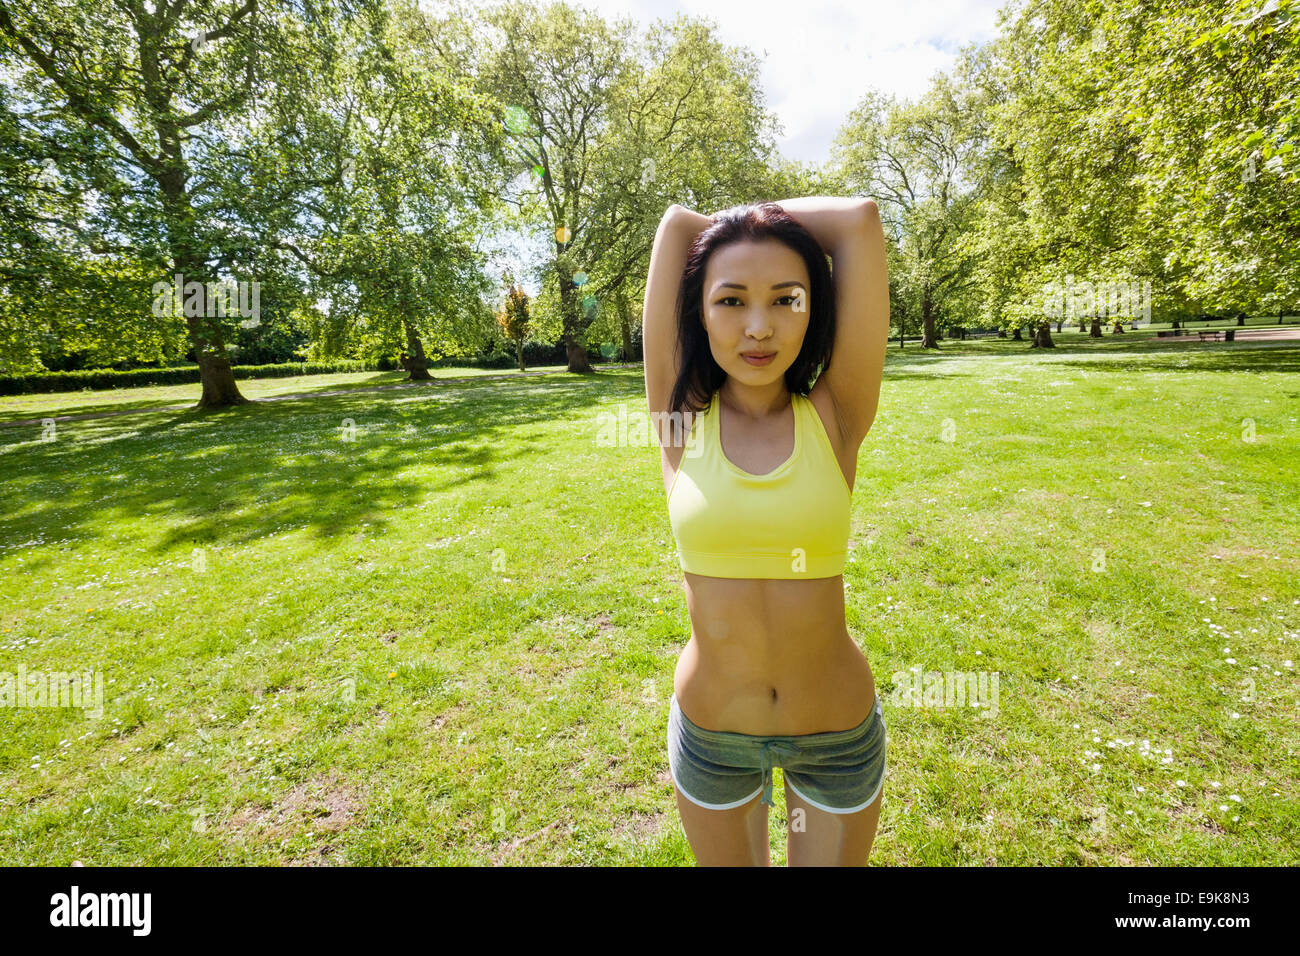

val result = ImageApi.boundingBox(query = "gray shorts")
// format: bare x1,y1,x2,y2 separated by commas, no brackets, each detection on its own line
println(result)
668,692,887,814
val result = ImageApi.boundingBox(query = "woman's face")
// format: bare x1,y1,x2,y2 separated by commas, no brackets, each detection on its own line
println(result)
701,238,811,383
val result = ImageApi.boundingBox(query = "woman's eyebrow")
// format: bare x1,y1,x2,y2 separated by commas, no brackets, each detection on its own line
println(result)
713,280,803,291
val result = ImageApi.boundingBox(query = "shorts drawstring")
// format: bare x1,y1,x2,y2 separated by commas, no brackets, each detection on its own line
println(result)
758,740,802,807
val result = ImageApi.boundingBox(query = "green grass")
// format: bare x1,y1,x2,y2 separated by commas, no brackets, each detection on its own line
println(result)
1,338,1297,865
0,362,621,426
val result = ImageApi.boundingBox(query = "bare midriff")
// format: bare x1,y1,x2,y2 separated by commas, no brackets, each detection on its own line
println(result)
673,570,876,737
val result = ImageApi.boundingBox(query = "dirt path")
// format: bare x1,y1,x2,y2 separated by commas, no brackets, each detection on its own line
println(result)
1229,328,1300,341
0,364,641,430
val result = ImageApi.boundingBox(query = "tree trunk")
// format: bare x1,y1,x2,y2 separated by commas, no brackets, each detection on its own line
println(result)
1112,319,1126,334
1030,320,1056,348
1055,319,1064,332
565,339,593,374
165,211,247,409
177,271,246,408
193,346,246,407
920,292,939,349
559,266,593,373
1011,327,1023,340
1089,317,1103,337
617,287,632,362
516,337,525,372
144,31,248,411
400,321,433,381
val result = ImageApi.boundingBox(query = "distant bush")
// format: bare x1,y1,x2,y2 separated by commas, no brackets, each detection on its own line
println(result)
0,344,620,395
453,341,603,369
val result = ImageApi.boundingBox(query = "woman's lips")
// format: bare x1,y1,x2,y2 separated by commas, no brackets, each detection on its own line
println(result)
742,352,775,366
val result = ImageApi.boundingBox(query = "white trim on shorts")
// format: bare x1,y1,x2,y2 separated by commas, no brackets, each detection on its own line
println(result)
784,748,886,815
669,765,764,811
669,694,887,813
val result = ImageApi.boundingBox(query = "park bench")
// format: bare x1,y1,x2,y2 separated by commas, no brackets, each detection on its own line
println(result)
1156,327,1233,340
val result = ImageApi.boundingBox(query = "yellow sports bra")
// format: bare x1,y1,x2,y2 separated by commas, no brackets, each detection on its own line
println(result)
665,390,852,579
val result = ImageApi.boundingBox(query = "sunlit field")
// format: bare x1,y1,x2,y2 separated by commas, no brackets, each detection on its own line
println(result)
0,363,612,426
2,335,1296,865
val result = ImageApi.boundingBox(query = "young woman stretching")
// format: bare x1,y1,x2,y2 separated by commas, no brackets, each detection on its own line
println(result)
643,197,890,866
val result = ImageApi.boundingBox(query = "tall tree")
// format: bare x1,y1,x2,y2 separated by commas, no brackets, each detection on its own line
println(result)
973,0,1299,331
1115,0,1299,316
577,12,781,355
0,0,367,407
481,3,784,373
256,0,509,379
479,0,636,374
832,79,984,348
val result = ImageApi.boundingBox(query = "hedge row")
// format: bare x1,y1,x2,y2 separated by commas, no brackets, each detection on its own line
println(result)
0,360,388,396
0,342,632,395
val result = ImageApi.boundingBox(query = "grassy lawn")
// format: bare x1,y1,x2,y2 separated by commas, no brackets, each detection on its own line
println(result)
0,362,605,426
1,338,1297,865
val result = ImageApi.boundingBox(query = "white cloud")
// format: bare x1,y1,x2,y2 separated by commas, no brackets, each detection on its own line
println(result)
564,0,1008,163
465,0,1010,293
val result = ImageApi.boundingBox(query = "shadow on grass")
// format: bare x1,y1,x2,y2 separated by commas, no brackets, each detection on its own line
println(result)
0,396,197,426
880,335,1300,377
1046,340,1300,375
0,370,647,572
0,365,640,427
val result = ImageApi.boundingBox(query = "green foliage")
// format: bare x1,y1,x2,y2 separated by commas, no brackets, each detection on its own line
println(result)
483,1,785,360
964,0,1300,327
499,279,532,343
4,0,1295,371
832,79,987,341
0,360,383,396
255,0,510,365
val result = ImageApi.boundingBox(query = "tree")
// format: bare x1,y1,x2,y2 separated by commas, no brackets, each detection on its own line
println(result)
1116,0,1300,315
257,0,509,381
948,37,1046,341
971,0,1299,332
497,272,531,371
832,78,984,349
478,1,634,374
481,2,780,374
574,12,782,366
0,0,342,406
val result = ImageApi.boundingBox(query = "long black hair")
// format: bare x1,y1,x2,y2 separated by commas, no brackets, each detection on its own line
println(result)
668,201,836,418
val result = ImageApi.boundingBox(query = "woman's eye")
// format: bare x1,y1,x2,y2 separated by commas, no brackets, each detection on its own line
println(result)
717,295,797,306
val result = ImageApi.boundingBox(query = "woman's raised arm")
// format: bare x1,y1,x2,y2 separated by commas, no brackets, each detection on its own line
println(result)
776,197,889,444
643,205,712,429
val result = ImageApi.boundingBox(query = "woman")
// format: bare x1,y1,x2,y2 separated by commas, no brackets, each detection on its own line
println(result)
643,197,890,866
